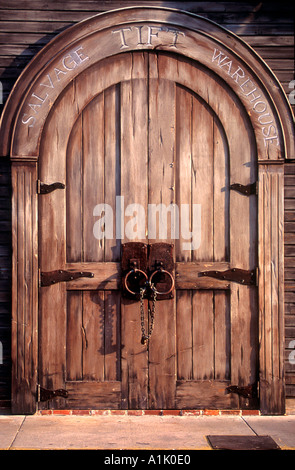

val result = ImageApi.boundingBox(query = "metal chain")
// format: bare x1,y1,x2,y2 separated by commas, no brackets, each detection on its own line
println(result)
140,284,157,345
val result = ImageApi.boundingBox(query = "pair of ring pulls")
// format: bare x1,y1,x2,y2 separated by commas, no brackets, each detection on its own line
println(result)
122,242,175,299
122,242,175,344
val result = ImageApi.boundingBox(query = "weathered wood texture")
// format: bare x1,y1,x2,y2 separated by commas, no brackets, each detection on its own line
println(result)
0,159,11,408
10,163,38,413
0,1,294,406
285,163,295,398
36,50,258,411
258,165,285,414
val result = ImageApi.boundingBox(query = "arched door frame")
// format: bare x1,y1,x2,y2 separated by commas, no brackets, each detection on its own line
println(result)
1,7,293,414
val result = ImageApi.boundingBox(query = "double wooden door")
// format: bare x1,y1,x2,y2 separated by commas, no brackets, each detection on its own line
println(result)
38,51,258,410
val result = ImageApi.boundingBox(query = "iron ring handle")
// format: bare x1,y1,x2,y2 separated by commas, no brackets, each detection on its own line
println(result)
124,268,148,296
149,269,175,295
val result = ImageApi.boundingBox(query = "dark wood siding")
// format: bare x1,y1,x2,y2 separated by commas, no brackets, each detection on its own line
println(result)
0,1,294,407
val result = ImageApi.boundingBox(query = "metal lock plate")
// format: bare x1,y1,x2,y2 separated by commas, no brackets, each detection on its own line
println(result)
121,242,148,299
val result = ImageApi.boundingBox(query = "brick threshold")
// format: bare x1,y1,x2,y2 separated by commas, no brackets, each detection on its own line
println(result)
37,409,261,416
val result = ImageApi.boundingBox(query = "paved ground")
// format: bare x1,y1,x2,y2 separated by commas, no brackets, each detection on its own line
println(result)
0,413,295,450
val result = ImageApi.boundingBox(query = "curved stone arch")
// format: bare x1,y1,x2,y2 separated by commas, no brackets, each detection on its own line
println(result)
3,7,289,414
0,7,293,160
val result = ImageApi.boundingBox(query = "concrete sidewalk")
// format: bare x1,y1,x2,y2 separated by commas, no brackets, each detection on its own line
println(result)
0,413,295,450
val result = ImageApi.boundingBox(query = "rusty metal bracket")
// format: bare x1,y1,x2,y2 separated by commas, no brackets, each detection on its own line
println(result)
230,182,257,196
148,243,175,299
121,243,148,299
199,268,256,286
40,269,94,287
225,384,258,399
37,385,68,402
37,180,65,194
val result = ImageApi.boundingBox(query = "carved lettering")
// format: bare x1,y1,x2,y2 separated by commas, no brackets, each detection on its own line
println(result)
31,92,48,103
231,66,245,83
112,27,132,49
212,48,279,147
62,54,78,71
147,26,162,45
21,114,36,127
40,74,54,89
112,25,185,50
135,25,145,46
21,45,89,127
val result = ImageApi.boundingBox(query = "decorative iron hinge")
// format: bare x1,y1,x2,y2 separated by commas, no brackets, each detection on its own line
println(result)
37,180,65,194
230,182,257,196
40,269,94,287
37,384,68,402
199,267,257,286
225,383,258,399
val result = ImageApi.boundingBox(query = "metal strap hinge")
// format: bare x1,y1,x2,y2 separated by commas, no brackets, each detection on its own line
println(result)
40,269,94,287
225,383,258,399
37,180,65,194
37,384,68,402
230,181,257,196
199,267,257,286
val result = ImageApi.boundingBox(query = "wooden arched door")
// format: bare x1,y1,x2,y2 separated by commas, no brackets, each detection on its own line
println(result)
38,51,258,410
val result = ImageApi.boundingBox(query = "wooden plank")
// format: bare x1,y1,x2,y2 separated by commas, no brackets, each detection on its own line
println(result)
63,260,235,291
259,165,285,414
174,79,193,384
190,81,215,386
285,222,295,232
285,188,295,198
1,1,293,13
285,212,295,222
38,84,75,410
82,93,105,262
104,84,121,262
285,304,295,314
285,268,295,280
191,92,214,262
214,291,231,380
214,115,229,262
120,52,149,410
0,7,293,29
285,200,295,211
104,290,121,381
66,114,82,263
66,291,83,381
224,75,258,409
65,381,121,409
285,233,295,244
0,9,90,22
285,175,295,186
285,164,295,175
148,54,176,409
65,262,120,290
192,291,214,380
175,84,192,262
176,380,236,409
253,46,295,59
82,291,105,381
0,21,72,33
11,162,38,414
0,31,55,44
241,36,294,47
176,290,193,381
